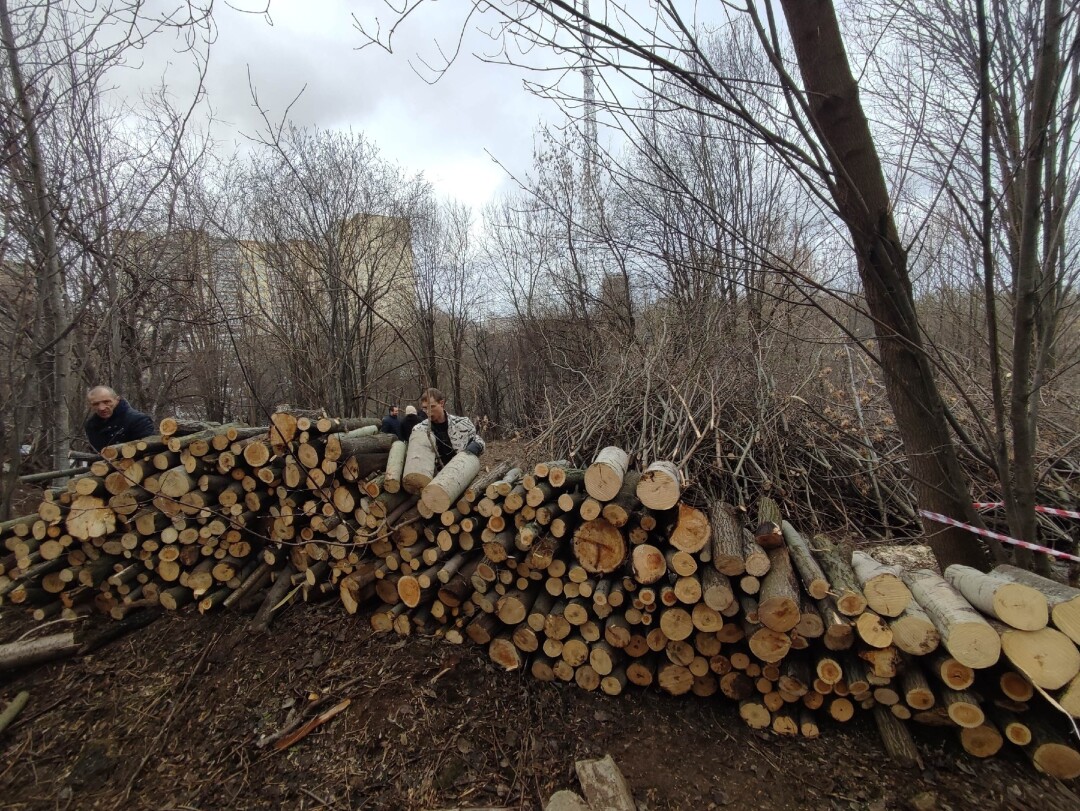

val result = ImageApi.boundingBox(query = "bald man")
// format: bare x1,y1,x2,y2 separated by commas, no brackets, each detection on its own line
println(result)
84,386,156,452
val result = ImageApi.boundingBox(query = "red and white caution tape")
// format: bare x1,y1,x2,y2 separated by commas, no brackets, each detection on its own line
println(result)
972,502,1080,521
919,509,1080,564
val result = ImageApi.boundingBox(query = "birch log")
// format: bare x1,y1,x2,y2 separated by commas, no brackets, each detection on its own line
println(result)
402,432,437,494
991,565,1080,643
584,447,629,502
636,460,682,510
421,453,481,513
382,440,407,494
902,568,1001,669
851,552,912,618
945,564,1048,631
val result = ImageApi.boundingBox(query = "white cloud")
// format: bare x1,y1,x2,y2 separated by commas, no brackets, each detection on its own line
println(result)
112,1,563,211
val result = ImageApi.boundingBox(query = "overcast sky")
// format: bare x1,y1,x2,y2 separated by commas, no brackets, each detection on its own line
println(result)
132,1,572,211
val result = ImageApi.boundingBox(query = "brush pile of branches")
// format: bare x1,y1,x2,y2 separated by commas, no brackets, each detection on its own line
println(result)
531,309,1078,548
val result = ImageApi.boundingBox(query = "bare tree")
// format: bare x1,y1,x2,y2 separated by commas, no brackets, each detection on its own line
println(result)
0,0,214,517
233,124,429,417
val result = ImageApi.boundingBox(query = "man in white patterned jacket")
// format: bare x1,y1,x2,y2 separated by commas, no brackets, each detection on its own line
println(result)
410,387,485,467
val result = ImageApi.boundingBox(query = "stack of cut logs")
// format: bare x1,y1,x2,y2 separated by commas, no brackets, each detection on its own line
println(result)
3,415,1080,779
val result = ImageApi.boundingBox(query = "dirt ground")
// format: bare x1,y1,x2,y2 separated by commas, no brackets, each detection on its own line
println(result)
1,602,1079,811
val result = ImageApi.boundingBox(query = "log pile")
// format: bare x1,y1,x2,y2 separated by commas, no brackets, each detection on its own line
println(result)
2,422,1080,778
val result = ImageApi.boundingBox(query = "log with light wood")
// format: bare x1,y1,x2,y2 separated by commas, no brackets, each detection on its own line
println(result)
944,564,1048,631
402,431,437,494
757,547,801,633
636,460,683,510
851,552,912,618
887,598,941,656
584,447,629,502
992,623,1080,690
572,519,627,575
901,568,1001,670
990,565,1080,643
421,452,482,514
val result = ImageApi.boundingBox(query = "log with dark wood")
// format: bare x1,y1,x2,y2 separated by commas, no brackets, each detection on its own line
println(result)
709,502,745,576
780,521,829,600
758,547,801,633
810,535,866,616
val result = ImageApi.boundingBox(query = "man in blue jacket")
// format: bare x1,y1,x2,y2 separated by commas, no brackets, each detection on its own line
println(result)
84,386,156,452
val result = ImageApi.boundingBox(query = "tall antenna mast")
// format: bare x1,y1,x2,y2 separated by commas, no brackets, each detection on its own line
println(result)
580,0,599,298
581,0,599,195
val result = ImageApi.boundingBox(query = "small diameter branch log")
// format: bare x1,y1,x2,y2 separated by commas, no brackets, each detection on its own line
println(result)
0,632,80,672
781,520,829,599
250,565,298,634
872,705,922,769
465,461,512,502
167,422,247,453
811,535,866,616
0,690,30,735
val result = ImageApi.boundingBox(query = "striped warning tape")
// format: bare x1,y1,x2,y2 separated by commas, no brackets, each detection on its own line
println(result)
919,508,1080,564
972,502,1080,521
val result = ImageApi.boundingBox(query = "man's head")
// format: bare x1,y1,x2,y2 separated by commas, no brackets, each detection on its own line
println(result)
420,387,446,423
87,386,120,420
389,405,399,418
405,405,417,417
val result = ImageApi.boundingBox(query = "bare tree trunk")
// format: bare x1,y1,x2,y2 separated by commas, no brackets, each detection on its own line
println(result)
780,0,991,571
0,0,72,473
1008,0,1064,567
